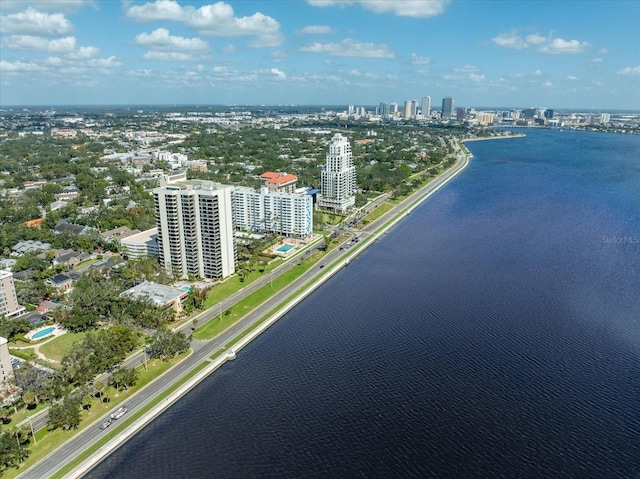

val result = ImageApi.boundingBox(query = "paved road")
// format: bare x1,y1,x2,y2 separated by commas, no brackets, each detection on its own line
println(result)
18,150,469,479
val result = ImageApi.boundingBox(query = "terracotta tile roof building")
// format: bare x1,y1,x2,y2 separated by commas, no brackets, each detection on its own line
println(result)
260,172,298,194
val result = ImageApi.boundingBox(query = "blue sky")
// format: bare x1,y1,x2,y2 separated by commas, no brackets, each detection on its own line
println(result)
1,0,639,109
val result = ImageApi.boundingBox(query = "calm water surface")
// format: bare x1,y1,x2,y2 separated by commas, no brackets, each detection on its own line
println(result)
88,129,640,479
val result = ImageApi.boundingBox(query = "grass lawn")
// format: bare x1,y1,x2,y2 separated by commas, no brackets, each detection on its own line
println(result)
202,259,284,310
7,402,47,426
194,250,325,341
363,203,394,223
39,332,87,362
75,258,101,269
320,212,343,225
9,348,37,361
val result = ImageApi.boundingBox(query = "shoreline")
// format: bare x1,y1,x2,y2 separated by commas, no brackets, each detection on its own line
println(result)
462,132,526,142
48,149,473,479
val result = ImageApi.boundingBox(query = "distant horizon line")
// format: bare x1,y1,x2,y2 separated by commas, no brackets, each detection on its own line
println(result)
0,103,638,114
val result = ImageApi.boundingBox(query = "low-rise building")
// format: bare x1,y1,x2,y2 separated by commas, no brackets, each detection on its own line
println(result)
11,240,51,257
120,281,188,313
120,227,159,259
45,273,74,292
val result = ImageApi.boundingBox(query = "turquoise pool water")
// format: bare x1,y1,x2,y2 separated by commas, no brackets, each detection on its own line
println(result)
32,326,56,340
180,285,191,292
276,244,294,253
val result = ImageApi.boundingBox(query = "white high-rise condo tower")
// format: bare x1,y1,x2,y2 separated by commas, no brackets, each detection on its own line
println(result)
421,96,431,117
153,173,236,280
319,133,356,214
0,270,25,319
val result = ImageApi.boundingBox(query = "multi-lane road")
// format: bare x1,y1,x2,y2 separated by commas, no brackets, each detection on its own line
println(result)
18,148,469,479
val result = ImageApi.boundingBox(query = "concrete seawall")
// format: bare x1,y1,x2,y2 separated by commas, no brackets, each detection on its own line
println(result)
65,149,472,479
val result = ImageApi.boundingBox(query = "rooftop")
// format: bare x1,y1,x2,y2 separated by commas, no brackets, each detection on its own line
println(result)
120,281,187,306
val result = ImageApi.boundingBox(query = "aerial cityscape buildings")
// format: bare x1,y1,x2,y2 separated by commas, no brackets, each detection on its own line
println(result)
318,133,357,213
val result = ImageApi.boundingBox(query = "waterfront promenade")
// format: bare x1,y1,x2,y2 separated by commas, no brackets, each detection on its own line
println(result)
19,136,494,479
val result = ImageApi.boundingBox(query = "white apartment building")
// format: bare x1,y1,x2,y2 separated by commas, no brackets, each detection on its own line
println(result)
0,270,25,319
120,227,159,259
233,187,313,238
0,337,14,386
319,133,356,213
153,173,236,280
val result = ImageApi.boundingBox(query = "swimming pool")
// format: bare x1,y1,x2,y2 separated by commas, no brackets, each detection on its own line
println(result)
31,326,57,340
275,244,294,253
180,285,191,292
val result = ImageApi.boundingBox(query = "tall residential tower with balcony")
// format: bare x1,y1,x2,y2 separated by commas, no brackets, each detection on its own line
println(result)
153,173,236,280
318,133,356,213
0,270,25,319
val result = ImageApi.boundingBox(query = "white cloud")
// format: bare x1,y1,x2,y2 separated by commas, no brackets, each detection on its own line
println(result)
67,45,99,59
589,58,604,64
454,64,478,73
270,50,287,63
411,53,430,65
298,25,335,35
300,38,394,58
143,51,192,61
0,7,74,35
348,69,361,76
5,35,77,53
222,44,237,54
1,0,94,13
533,69,542,76
126,0,283,47
0,59,45,72
5,35,101,59
599,48,608,55
616,65,640,77
270,68,286,80
468,73,485,82
135,28,208,51
492,31,528,49
543,80,553,87
525,33,546,45
307,0,450,18
493,30,591,54
87,56,123,68
539,38,591,54
566,75,578,81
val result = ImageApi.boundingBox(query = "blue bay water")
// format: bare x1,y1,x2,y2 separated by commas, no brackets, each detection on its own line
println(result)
87,129,640,479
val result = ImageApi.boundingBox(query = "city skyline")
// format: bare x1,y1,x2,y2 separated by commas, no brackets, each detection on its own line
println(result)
1,0,639,109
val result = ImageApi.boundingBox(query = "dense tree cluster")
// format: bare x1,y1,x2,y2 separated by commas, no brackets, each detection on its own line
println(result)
147,329,190,360
61,326,139,386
